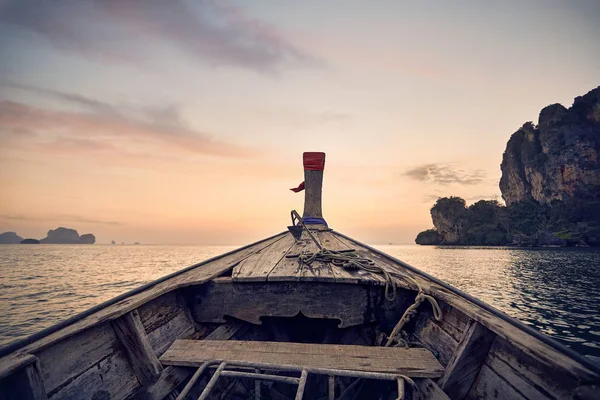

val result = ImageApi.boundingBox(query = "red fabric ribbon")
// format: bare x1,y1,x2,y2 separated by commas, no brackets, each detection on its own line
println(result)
290,182,305,192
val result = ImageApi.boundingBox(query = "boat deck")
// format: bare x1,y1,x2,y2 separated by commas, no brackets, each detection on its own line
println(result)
231,229,389,285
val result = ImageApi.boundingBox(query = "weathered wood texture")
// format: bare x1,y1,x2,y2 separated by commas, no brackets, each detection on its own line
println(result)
138,292,188,333
0,360,47,400
147,308,195,357
36,323,119,395
49,350,140,400
262,230,388,284
228,229,389,285
417,378,450,400
204,319,250,341
438,320,495,399
190,281,387,328
267,231,322,282
328,233,388,285
112,310,163,386
466,336,570,400
436,301,471,342
332,231,600,388
413,313,459,366
131,366,189,400
0,354,37,380
303,169,324,219
131,320,251,400
232,233,296,281
0,233,286,366
161,340,444,378
466,364,529,400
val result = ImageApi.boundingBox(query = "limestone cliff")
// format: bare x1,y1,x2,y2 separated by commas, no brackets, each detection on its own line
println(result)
430,197,467,244
500,87,600,205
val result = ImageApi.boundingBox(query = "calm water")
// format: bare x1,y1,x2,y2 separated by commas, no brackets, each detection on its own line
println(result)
0,244,599,359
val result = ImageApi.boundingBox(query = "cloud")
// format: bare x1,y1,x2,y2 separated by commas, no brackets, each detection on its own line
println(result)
404,163,486,186
0,214,121,226
0,0,318,73
422,194,442,203
0,86,256,158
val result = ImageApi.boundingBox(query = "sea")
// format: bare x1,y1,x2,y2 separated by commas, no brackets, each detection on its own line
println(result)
1,244,599,359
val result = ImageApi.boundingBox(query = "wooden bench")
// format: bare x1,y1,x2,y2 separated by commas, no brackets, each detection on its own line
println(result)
160,340,444,378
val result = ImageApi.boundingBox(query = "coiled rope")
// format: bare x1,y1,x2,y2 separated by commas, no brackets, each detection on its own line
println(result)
296,248,398,301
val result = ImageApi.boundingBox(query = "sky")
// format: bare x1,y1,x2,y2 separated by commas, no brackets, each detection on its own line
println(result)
1,0,599,244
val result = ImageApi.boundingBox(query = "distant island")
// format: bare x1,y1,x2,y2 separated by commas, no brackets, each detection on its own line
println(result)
0,232,23,244
0,227,96,244
20,238,40,244
416,86,600,247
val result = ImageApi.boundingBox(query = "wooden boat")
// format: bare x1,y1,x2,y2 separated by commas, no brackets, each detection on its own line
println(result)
0,152,598,400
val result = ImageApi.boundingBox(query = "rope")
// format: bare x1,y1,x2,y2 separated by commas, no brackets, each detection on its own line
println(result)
297,248,398,301
384,273,443,347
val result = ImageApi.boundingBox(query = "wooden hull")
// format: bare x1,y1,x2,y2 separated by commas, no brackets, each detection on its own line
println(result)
0,230,598,400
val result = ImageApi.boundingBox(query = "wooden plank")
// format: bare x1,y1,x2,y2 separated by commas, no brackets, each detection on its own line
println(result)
147,309,195,357
328,233,387,285
0,233,286,368
131,366,190,400
191,281,383,328
0,360,48,400
138,292,186,333
267,231,323,282
49,350,140,400
417,378,450,400
466,364,527,400
0,353,36,380
112,310,163,386
21,362,47,400
484,353,552,400
36,323,118,394
232,233,296,281
414,316,458,366
317,231,360,284
204,320,250,341
436,301,471,341
438,320,496,399
486,336,568,399
160,340,444,378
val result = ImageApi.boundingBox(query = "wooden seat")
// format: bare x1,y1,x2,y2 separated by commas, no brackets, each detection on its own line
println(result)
160,340,444,378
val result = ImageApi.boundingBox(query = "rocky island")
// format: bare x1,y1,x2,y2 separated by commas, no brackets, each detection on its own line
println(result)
0,227,96,244
0,232,23,244
416,86,600,247
40,227,96,244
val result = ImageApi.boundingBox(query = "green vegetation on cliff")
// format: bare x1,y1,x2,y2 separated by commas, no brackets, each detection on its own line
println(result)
416,197,600,246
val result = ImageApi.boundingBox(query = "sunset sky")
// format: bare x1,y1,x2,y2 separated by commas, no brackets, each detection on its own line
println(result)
1,0,599,244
